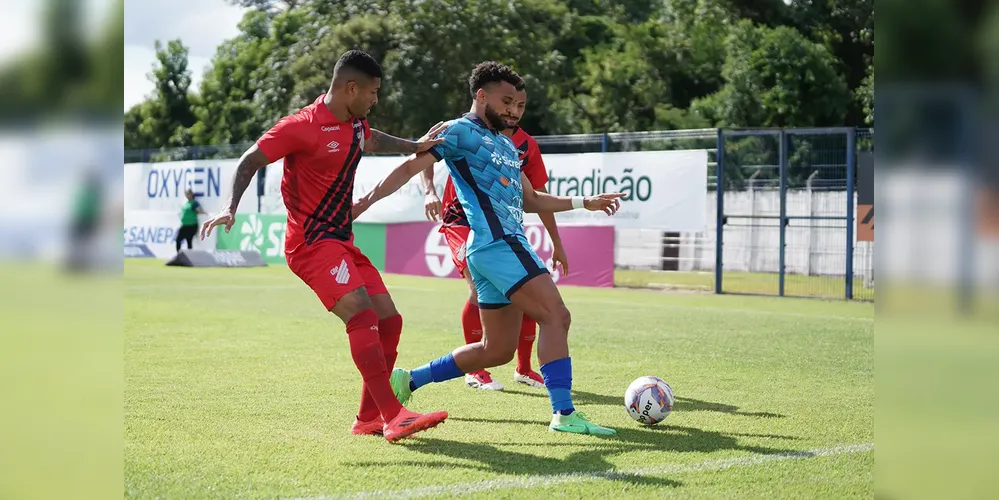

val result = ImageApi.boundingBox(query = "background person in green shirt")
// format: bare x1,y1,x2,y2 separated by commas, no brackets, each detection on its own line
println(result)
176,188,207,253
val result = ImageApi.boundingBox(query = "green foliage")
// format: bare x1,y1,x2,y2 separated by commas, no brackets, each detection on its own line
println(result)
692,20,850,127
125,0,874,150
124,40,197,150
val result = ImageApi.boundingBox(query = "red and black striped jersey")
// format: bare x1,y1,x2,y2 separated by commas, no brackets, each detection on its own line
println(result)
256,94,371,253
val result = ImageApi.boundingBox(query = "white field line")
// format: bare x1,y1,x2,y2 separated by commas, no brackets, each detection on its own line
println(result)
292,443,874,500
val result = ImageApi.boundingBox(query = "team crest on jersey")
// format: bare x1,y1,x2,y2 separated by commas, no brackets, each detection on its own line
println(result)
329,258,350,284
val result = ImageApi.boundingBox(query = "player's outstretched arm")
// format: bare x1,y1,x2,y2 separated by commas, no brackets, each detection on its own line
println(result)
420,163,443,221
352,152,439,220
201,145,270,239
364,122,447,154
521,173,624,216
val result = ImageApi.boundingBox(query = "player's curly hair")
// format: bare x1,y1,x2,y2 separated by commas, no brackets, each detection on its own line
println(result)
334,49,383,79
468,61,525,99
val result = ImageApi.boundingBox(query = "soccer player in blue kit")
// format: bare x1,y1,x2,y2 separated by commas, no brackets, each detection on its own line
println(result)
352,62,622,435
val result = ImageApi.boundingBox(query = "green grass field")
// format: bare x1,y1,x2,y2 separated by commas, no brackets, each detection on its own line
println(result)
125,259,874,499
615,269,875,301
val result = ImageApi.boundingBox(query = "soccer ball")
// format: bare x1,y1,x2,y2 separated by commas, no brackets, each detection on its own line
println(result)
624,376,675,425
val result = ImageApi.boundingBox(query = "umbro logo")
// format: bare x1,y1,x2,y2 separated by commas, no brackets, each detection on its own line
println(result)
321,125,340,132
330,258,350,284
483,135,493,145
327,140,340,153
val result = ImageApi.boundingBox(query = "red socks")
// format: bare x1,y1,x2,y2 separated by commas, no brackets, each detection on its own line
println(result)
516,317,537,374
462,300,537,373
347,309,402,422
462,300,483,344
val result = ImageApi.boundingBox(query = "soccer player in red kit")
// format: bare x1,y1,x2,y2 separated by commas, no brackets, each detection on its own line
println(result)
420,88,566,391
201,50,448,442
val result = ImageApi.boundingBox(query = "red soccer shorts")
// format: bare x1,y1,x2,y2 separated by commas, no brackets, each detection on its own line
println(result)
287,238,389,310
440,225,471,278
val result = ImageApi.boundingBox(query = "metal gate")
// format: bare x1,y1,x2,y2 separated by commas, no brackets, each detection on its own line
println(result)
715,128,870,300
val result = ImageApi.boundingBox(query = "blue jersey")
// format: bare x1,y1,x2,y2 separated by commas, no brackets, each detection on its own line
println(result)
429,113,526,255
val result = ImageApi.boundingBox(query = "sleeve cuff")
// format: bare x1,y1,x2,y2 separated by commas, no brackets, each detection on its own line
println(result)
428,146,444,161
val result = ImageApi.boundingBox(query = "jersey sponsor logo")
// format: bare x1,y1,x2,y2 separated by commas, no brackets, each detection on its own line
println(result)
321,125,340,132
490,150,521,169
499,176,511,187
327,140,340,153
330,258,351,284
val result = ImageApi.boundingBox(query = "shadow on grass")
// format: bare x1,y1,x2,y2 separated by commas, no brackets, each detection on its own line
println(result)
504,389,786,419
346,417,798,490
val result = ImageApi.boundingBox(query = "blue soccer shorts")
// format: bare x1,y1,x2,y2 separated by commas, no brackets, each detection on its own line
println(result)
466,233,550,308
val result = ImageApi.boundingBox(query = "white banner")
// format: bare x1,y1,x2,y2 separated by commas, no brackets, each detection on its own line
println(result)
123,210,216,258
123,160,262,215
261,149,708,231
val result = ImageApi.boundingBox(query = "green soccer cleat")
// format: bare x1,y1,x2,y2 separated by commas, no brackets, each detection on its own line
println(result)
390,368,413,406
549,411,617,436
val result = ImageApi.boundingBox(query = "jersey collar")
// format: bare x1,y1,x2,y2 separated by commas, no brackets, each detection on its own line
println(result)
463,112,496,132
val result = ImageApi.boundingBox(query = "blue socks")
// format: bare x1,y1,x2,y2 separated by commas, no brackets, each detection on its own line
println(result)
541,357,575,415
406,353,576,418
409,353,464,391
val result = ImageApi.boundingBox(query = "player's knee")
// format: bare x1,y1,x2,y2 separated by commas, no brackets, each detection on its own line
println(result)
331,287,374,323
552,305,571,333
492,345,517,366
482,340,516,366
370,293,399,320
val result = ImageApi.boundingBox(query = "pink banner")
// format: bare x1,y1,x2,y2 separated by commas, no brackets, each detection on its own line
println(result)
384,222,614,288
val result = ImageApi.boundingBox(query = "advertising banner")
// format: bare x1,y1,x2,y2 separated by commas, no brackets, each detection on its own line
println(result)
263,150,708,231
123,210,216,258
384,222,615,288
214,214,388,268
124,159,262,214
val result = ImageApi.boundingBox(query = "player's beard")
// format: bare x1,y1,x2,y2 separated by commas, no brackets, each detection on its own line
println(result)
483,103,509,131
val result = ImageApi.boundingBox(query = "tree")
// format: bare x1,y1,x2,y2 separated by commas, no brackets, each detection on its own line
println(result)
790,0,873,124
191,9,303,146
692,20,850,128
123,39,197,149
857,63,873,126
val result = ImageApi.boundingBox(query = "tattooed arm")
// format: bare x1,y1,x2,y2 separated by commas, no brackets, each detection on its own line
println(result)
226,146,270,212
364,122,447,155
364,129,418,154
200,145,270,239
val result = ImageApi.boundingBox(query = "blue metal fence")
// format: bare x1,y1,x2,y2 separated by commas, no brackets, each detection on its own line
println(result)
716,127,872,301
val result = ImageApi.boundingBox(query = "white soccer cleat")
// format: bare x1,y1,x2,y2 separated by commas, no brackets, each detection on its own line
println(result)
513,370,546,388
465,370,504,391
